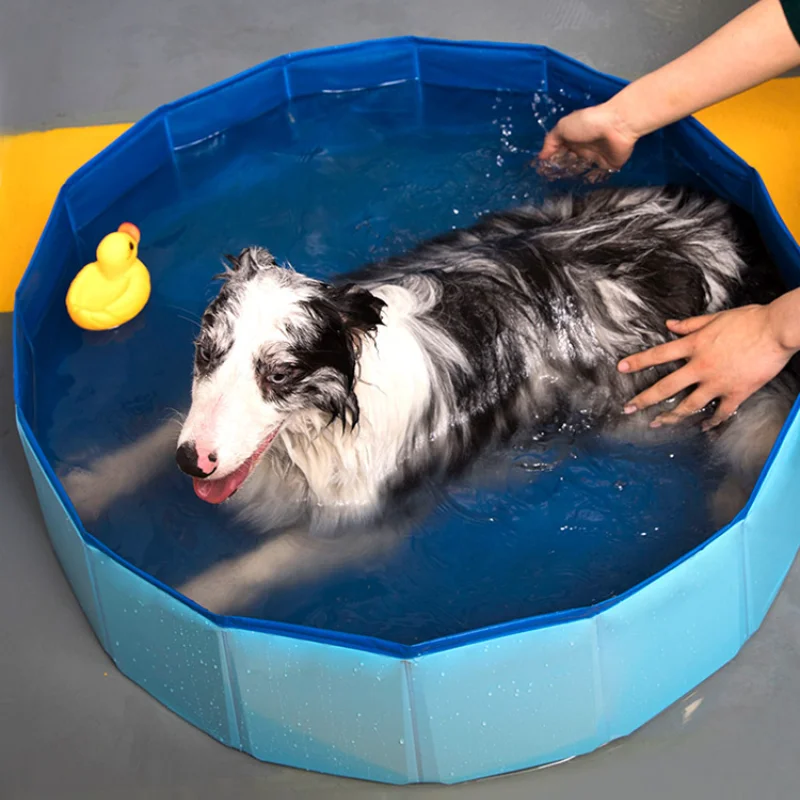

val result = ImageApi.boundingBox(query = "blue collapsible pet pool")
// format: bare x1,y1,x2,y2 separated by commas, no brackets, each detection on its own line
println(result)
13,37,800,784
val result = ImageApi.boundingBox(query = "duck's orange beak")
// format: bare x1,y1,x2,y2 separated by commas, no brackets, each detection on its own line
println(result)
118,222,141,243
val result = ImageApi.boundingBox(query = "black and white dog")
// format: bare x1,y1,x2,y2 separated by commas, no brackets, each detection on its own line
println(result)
175,186,798,535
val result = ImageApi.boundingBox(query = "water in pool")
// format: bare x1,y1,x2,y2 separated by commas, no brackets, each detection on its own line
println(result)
34,81,727,646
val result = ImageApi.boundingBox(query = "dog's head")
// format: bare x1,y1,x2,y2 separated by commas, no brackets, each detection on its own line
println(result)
176,247,384,503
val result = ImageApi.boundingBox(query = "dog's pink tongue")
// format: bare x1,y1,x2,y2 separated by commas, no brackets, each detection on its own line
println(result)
193,461,250,504
191,431,278,504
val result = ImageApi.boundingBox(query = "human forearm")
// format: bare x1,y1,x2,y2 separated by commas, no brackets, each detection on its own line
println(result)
606,0,800,139
766,286,800,352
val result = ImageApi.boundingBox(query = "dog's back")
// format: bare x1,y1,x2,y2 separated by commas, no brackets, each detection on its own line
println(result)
339,187,797,525
352,187,783,430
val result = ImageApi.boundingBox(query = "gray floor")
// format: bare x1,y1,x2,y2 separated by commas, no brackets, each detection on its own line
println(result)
4,1,800,798
0,0,752,132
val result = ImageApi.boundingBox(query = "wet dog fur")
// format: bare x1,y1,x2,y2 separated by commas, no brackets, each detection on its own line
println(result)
174,186,798,536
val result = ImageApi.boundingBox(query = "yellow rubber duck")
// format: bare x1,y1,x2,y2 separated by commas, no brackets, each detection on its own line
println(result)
66,222,151,331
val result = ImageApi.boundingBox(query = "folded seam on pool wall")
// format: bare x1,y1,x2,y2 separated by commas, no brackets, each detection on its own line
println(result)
2,77,800,313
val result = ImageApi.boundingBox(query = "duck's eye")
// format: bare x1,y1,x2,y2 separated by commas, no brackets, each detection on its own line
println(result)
129,241,134,251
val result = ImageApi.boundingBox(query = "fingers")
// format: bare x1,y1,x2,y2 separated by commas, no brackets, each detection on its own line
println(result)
536,129,610,179
537,150,588,178
650,388,716,428
626,380,741,433
666,314,718,335
585,167,614,185
701,397,741,432
623,366,696,415
536,150,617,181
538,131,563,162
618,337,693,374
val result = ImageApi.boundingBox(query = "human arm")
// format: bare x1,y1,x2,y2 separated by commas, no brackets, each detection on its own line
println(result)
618,288,800,429
538,0,800,174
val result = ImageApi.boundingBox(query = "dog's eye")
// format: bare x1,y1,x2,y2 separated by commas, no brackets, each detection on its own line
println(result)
195,341,216,369
195,333,231,377
254,360,299,393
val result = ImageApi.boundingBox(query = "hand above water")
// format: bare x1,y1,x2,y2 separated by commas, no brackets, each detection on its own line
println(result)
534,1,800,181
618,298,800,430
536,103,638,180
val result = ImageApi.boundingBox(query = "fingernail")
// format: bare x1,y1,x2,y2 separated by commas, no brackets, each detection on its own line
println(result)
623,404,637,415
618,360,630,373
650,419,662,429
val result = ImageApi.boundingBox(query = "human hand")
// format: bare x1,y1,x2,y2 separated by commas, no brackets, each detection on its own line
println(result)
536,102,639,181
617,304,796,430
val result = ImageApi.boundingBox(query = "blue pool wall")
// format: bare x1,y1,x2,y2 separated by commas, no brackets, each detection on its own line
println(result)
13,37,800,784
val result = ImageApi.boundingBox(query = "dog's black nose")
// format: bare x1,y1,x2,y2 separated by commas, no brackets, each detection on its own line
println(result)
176,441,216,478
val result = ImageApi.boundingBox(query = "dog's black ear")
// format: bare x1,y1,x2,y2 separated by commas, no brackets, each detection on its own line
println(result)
223,247,277,278
316,386,362,432
326,283,385,334
223,253,241,271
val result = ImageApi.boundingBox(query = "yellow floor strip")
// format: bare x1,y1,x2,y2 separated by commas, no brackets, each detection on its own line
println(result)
1,77,800,312
696,77,800,240
0,124,131,311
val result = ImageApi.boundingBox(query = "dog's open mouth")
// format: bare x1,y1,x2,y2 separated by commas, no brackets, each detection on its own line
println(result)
192,428,280,504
